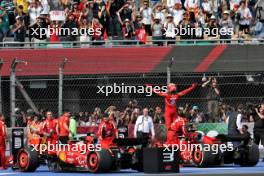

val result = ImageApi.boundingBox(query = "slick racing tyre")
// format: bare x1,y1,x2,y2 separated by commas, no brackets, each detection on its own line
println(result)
17,147,39,172
192,144,221,167
234,143,259,167
87,149,113,173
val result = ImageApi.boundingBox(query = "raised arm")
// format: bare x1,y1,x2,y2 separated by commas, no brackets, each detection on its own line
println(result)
177,83,197,97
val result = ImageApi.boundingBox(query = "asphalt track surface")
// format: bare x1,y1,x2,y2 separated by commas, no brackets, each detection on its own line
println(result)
0,161,264,176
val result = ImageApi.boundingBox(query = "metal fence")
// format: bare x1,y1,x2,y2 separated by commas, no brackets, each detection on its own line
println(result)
1,38,264,49
0,58,264,127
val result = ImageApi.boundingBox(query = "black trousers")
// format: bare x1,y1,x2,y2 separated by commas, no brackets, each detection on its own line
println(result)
254,130,264,145
137,132,150,147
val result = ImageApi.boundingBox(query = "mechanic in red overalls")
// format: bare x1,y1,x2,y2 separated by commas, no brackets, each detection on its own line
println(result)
0,113,7,170
98,115,118,148
167,107,189,144
42,111,58,146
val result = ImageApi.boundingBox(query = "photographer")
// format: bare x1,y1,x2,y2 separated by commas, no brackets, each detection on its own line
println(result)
253,103,264,157
202,77,221,122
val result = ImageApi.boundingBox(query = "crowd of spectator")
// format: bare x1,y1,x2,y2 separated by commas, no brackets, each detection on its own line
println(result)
14,99,259,130
1,0,264,46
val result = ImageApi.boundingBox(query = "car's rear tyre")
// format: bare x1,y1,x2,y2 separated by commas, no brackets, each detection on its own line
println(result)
87,149,113,173
192,144,221,167
234,143,259,167
17,147,39,172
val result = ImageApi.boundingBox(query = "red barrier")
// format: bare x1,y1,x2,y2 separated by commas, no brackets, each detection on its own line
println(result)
0,47,171,76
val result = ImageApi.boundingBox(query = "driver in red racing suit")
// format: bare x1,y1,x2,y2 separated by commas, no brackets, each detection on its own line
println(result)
98,115,118,148
148,83,197,128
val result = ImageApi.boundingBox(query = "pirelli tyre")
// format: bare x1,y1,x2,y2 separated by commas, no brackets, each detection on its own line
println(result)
87,149,113,173
234,143,259,167
192,144,221,167
17,147,39,172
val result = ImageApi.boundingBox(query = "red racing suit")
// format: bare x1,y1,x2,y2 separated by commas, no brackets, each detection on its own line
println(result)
0,120,6,168
167,116,188,144
152,83,197,128
97,120,117,148
42,118,58,144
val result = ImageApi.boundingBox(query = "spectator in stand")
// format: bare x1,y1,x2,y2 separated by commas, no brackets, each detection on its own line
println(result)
117,2,133,26
92,17,103,43
152,3,166,24
0,2,9,40
202,77,221,122
164,14,176,44
12,16,26,46
63,0,73,9
14,0,29,13
28,0,43,25
219,10,234,42
206,15,219,39
107,0,124,39
0,17,4,43
78,17,91,46
61,13,77,42
94,0,107,34
140,0,152,35
135,23,147,43
29,15,49,45
237,0,252,35
15,5,29,27
184,0,200,14
39,0,50,14
71,2,82,21
153,106,165,124
80,0,94,23
167,0,181,10
152,16,163,45
179,12,193,39
49,0,64,10
170,2,185,26
122,18,134,42
133,13,142,30
201,0,213,20
48,20,60,42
